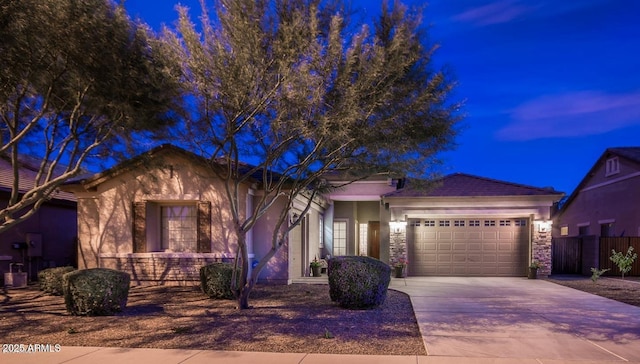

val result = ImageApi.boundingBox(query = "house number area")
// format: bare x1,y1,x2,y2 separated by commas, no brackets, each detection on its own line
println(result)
2,343,62,354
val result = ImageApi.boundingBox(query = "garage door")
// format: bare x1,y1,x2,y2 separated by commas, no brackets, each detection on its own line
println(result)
408,218,529,276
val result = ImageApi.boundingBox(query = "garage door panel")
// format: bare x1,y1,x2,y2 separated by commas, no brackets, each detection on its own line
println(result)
410,217,528,277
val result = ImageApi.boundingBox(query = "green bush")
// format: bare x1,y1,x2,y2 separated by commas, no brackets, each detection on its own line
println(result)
38,266,75,295
328,256,391,309
63,268,130,316
200,262,237,299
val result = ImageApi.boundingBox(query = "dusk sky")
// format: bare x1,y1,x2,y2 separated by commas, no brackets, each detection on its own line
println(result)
125,0,640,196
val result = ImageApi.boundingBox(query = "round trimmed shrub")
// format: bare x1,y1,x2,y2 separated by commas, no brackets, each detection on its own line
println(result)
200,262,237,299
328,256,391,309
63,268,130,316
38,266,75,295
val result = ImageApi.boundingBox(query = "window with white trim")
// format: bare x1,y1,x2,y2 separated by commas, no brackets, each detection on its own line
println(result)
454,220,465,227
333,220,347,256
515,219,527,227
469,220,480,227
410,220,421,227
606,157,620,176
358,223,368,256
319,215,324,248
560,226,569,236
439,220,450,227
425,220,435,227
484,220,496,227
499,220,511,226
161,205,197,252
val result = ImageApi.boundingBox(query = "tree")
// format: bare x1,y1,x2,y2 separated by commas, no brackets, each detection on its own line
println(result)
163,0,461,309
0,0,180,233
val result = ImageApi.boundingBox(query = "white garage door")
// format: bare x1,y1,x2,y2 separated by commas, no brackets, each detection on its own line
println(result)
408,218,529,276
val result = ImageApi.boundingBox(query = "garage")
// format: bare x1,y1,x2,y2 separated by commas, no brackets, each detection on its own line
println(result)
408,217,529,276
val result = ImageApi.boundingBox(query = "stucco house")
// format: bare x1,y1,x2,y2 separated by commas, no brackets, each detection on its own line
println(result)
0,155,78,284
552,147,640,274
63,145,564,284
554,147,640,239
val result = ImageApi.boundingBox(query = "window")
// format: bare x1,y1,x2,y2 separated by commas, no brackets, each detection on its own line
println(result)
605,157,620,176
454,220,465,227
410,220,421,227
161,205,197,252
499,220,511,226
484,220,496,227
515,219,527,227
359,223,368,256
425,220,435,227
560,226,569,236
439,220,450,227
333,220,347,256
600,223,615,237
469,220,480,227
578,225,590,236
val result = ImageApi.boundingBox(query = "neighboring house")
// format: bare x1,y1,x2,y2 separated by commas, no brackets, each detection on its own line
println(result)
0,156,78,283
554,147,640,239
553,147,640,275
62,145,564,284
328,173,564,277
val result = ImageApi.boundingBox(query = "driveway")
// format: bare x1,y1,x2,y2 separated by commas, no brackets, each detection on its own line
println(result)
390,277,640,362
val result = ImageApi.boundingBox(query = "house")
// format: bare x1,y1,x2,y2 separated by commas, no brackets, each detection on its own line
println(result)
63,145,564,284
0,155,78,284
62,144,327,285
553,147,640,274
328,173,564,277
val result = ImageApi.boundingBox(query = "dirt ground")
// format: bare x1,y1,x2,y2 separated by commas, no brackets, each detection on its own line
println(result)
546,275,640,307
0,283,426,355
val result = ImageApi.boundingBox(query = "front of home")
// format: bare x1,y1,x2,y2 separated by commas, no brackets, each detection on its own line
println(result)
63,145,564,285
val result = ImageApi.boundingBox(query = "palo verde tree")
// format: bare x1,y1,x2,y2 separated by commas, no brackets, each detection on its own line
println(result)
163,0,461,309
0,0,180,233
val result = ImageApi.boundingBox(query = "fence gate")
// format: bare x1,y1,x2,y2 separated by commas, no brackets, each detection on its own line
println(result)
551,237,582,274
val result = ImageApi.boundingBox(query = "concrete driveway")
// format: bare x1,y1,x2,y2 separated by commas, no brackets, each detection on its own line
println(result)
390,277,640,363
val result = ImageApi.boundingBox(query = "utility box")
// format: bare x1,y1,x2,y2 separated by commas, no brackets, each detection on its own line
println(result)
26,233,42,257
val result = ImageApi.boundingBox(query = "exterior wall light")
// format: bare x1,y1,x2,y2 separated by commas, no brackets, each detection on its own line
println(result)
537,220,551,233
389,220,407,234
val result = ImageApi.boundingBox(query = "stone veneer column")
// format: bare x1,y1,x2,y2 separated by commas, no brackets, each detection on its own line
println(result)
389,229,407,263
532,225,552,277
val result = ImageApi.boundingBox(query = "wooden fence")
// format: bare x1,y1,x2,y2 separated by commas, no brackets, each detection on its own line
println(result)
551,236,640,276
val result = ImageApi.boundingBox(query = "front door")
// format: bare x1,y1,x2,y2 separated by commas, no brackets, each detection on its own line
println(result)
368,221,380,259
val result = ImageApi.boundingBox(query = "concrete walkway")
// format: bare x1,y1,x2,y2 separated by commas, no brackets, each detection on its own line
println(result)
3,277,640,364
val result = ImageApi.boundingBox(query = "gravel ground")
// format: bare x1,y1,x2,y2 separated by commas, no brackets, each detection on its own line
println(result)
0,283,426,355
546,275,640,307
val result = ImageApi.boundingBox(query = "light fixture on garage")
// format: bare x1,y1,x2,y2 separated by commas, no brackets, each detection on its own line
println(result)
389,220,407,234
537,220,551,233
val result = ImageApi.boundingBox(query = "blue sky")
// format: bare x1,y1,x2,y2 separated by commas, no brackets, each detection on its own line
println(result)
125,0,640,195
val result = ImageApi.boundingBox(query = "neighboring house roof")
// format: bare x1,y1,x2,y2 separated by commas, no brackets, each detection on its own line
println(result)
64,143,281,190
556,147,640,217
0,155,76,202
383,173,563,198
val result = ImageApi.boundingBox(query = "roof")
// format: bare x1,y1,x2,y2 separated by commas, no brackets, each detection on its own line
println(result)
0,155,76,202
64,144,281,190
383,173,563,198
556,146,640,216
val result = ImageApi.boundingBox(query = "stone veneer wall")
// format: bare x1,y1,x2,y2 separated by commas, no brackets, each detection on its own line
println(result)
99,253,234,285
389,230,408,264
532,228,552,277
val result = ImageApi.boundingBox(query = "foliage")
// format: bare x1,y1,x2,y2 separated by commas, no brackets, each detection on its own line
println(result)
328,256,391,309
391,257,409,268
529,260,542,269
0,0,180,233
590,267,610,283
199,262,237,299
162,0,460,309
62,268,130,316
610,247,637,279
310,257,322,268
38,266,75,295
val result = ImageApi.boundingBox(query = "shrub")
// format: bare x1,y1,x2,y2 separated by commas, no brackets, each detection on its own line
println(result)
63,268,130,316
38,266,76,295
610,246,638,279
200,262,237,299
328,256,391,309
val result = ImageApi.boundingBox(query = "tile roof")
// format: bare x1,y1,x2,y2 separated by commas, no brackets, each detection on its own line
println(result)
0,156,76,202
384,173,563,198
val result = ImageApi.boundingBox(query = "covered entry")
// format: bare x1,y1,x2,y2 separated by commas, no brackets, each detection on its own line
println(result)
408,217,529,276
